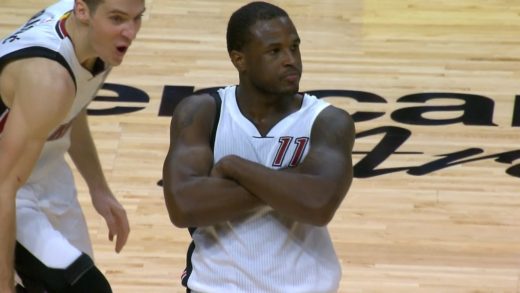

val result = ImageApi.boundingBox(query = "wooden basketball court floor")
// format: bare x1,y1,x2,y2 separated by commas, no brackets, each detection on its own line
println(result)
2,0,520,292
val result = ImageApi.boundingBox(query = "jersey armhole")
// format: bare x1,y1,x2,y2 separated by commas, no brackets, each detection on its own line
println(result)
208,91,222,151
0,46,77,89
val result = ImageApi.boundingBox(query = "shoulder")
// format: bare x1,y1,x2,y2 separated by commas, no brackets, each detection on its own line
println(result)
312,105,356,148
174,93,218,117
0,58,76,135
170,93,221,134
10,57,73,88
1,57,74,103
317,105,354,130
301,93,354,133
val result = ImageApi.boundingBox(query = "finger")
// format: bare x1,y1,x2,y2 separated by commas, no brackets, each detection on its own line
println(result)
104,212,116,242
114,208,130,253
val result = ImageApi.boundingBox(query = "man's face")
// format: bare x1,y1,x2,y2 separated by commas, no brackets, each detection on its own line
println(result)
242,16,302,96
86,0,145,66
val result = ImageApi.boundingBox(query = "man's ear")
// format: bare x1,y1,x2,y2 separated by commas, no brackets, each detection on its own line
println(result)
229,50,246,72
74,0,91,24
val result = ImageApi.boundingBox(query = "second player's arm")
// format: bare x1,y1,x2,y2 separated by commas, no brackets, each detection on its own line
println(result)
68,109,130,253
0,58,75,292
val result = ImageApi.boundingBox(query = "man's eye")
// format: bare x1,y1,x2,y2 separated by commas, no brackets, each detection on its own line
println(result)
110,16,124,23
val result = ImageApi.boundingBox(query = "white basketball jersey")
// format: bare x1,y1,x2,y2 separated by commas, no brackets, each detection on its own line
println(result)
0,0,111,183
185,86,341,293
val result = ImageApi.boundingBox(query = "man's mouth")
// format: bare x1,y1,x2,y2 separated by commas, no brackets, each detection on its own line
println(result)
117,46,128,54
282,70,300,82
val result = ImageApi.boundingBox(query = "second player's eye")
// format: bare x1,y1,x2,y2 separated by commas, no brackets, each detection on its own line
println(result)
110,15,124,24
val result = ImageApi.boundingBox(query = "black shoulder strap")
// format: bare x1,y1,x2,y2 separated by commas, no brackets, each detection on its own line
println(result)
208,91,222,151
0,47,77,88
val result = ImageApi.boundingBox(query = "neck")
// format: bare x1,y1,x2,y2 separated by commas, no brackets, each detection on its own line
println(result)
236,85,299,120
64,13,97,70
235,85,302,136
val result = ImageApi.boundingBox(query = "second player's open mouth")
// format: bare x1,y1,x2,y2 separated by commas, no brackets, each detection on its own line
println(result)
117,46,128,54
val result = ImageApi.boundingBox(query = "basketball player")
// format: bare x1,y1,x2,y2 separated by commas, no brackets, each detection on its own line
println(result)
0,0,145,292
162,2,355,292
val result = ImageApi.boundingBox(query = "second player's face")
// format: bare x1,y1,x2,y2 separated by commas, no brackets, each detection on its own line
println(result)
87,0,145,66
243,16,303,96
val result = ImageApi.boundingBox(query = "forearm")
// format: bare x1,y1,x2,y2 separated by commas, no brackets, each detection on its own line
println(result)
164,175,263,228
68,111,109,192
0,192,15,292
220,156,345,225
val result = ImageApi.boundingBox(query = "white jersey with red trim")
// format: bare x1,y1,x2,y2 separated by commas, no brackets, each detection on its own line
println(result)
184,85,342,293
0,0,111,183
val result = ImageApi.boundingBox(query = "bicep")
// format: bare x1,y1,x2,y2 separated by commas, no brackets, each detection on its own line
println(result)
297,106,355,181
163,95,216,186
0,59,75,188
2,58,75,137
0,112,46,190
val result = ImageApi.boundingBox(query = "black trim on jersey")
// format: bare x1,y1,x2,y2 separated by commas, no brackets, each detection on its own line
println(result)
55,19,66,39
182,240,196,292
188,227,197,237
91,57,107,76
0,46,77,88
208,91,222,151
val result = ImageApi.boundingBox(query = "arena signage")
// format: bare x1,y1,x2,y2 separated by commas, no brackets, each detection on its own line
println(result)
90,83,520,179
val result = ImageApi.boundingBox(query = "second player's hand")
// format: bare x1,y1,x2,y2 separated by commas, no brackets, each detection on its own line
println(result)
91,190,130,253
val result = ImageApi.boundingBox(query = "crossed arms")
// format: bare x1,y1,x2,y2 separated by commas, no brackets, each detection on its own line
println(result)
162,93,355,228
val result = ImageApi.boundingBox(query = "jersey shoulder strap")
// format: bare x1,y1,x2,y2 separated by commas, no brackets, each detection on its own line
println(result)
208,91,222,151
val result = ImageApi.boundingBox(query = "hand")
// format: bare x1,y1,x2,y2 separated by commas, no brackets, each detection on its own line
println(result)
210,155,238,179
91,190,130,253
210,162,224,178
